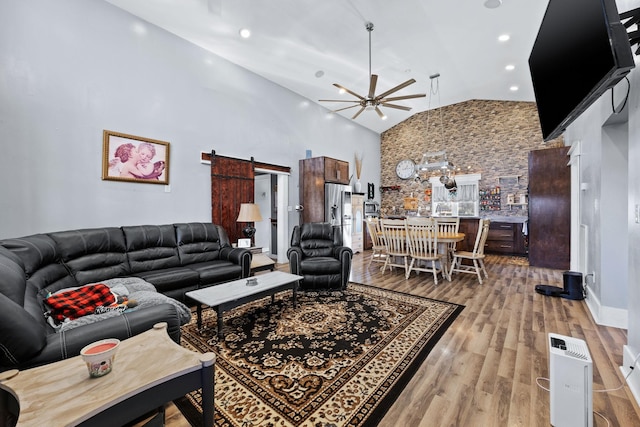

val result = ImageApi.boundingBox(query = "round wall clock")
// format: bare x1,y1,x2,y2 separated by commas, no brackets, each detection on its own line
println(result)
395,159,416,179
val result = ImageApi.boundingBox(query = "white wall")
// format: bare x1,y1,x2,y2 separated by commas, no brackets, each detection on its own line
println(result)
564,0,640,399
0,0,380,239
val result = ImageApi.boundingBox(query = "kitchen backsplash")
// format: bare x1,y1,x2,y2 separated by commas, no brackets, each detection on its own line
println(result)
380,100,563,218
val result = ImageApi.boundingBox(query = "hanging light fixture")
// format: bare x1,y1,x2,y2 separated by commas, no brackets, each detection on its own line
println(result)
414,73,454,182
319,22,426,120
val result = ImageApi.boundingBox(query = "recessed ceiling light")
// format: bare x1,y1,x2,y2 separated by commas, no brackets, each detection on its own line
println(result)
505,64,515,71
132,22,147,35
510,85,519,91
239,28,251,38
498,34,510,42
484,0,502,8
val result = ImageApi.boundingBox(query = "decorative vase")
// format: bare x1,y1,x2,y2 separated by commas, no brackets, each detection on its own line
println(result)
354,180,362,193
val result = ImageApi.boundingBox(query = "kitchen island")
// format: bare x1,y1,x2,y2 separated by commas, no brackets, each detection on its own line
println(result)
457,216,528,256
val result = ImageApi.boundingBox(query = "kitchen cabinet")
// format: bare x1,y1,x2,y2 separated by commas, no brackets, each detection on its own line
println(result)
323,157,350,184
458,218,526,256
363,220,373,250
351,193,364,253
299,156,350,223
457,218,479,252
485,222,527,255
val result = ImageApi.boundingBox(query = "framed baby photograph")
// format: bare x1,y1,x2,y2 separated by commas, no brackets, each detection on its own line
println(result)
102,130,170,185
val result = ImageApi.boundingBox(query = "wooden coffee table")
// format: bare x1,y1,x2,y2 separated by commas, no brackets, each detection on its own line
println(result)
0,323,215,427
186,271,303,338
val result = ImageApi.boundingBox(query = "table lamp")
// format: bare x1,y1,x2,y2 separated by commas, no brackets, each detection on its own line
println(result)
236,203,263,239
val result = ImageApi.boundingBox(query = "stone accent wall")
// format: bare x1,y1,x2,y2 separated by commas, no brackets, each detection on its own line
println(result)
380,99,563,218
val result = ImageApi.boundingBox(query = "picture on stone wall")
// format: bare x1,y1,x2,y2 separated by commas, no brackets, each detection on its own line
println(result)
101,130,170,185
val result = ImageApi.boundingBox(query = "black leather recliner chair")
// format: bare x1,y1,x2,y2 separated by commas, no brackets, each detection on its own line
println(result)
287,223,353,290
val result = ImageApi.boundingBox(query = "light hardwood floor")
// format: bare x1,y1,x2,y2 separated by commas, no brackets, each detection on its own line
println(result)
162,252,640,427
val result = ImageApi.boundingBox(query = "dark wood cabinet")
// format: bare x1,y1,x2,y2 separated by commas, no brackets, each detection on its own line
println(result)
363,220,373,250
458,218,526,256
458,218,479,252
323,157,349,184
485,222,527,255
528,147,570,269
299,156,350,223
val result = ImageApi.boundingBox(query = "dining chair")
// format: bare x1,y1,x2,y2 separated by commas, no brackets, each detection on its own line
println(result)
405,217,445,283
449,218,490,284
435,217,460,263
365,217,387,268
380,219,410,275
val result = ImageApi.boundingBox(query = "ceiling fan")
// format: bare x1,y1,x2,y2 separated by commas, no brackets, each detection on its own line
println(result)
319,22,426,120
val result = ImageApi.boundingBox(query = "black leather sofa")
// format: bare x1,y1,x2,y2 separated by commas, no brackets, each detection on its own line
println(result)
287,223,353,290
0,222,251,372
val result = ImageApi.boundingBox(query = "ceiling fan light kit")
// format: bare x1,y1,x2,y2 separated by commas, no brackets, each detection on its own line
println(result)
319,22,425,120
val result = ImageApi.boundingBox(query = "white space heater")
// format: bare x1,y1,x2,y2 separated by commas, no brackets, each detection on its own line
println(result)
549,333,593,427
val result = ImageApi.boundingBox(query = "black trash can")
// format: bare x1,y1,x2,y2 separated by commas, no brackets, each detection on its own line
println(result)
562,271,584,300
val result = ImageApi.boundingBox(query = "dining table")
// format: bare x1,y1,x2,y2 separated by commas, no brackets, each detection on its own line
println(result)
376,228,465,280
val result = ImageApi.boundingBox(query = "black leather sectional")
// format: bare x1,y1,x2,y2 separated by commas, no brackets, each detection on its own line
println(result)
0,222,251,371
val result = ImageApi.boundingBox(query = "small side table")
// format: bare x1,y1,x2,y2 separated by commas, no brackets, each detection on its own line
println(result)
0,323,215,427
247,246,276,274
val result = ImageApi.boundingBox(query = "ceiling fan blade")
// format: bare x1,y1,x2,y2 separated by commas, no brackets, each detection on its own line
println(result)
333,83,365,100
318,99,361,103
375,78,417,100
374,106,386,119
368,74,378,99
352,107,366,119
334,104,361,113
379,102,412,111
380,93,426,102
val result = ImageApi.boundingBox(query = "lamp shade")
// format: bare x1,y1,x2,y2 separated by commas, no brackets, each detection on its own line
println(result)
236,203,263,223
236,203,262,239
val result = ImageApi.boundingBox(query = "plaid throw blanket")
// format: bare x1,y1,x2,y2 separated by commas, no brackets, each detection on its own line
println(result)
45,284,116,321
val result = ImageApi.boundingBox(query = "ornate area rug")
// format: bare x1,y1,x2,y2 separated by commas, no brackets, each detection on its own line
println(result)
174,283,464,426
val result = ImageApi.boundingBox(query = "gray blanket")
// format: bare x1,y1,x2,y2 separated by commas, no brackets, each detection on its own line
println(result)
47,277,191,332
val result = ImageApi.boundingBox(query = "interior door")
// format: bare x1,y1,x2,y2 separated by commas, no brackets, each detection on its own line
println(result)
210,153,255,244
528,146,571,269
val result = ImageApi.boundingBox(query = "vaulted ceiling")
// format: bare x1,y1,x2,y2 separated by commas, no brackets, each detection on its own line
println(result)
105,0,550,134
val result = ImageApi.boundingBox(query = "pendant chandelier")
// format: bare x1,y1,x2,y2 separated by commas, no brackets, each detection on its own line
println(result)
414,73,454,183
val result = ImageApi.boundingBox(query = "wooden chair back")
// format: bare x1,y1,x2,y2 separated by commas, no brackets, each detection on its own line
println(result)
473,219,491,256
380,219,408,257
405,217,438,259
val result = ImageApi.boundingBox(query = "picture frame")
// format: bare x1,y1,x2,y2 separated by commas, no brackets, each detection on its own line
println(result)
102,130,170,185
237,238,252,248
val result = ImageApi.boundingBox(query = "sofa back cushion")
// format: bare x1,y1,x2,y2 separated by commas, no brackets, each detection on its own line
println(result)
123,225,181,273
48,228,130,286
0,235,77,307
293,223,340,258
175,223,227,265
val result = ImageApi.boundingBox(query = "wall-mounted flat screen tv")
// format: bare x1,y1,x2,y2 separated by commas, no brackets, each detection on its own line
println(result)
529,0,635,141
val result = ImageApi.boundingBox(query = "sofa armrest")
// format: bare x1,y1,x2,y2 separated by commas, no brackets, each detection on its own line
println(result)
333,246,353,260
287,247,303,275
21,303,182,371
219,247,252,278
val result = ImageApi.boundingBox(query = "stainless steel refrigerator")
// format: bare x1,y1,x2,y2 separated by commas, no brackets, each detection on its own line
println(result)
325,183,352,249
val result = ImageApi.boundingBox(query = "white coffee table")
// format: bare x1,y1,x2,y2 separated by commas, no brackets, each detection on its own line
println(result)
186,271,303,338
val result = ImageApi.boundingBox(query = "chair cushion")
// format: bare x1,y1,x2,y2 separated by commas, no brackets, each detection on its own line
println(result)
299,257,342,275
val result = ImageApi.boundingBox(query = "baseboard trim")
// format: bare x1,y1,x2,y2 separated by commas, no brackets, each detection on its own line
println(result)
584,285,628,329
622,345,640,408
